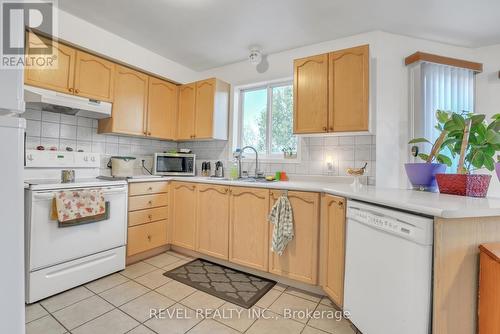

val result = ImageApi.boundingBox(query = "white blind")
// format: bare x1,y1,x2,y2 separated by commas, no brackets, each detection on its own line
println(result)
421,62,475,142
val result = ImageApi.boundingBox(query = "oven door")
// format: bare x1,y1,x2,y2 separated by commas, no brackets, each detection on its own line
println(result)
154,154,194,175
27,185,128,271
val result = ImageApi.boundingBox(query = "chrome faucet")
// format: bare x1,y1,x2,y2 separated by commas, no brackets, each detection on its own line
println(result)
235,146,260,178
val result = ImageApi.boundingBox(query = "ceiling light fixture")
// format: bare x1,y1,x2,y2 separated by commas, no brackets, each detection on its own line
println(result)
248,46,262,65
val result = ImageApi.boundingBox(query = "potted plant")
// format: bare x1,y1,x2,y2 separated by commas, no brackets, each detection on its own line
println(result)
405,110,452,191
281,146,297,159
435,112,500,197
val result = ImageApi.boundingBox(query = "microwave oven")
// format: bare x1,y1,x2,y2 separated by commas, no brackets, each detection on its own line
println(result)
153,153,196,176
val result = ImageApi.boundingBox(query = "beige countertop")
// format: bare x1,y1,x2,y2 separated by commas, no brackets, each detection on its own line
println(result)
126,175,500,219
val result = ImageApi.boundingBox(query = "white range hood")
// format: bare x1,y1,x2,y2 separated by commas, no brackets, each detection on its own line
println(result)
24,85,112,119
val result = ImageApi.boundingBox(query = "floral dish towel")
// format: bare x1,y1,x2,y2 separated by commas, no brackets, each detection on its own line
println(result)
52,189,105,223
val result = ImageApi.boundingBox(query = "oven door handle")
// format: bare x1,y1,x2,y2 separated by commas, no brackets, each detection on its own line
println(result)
33,187,126,199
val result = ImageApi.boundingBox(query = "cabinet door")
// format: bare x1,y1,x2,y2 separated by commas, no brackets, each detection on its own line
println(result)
321,194,346,307
293,54,329,134
194,79,215,139
196,184,230,260
177,83,196,140
127,220,167,256
147,77,178,140
329,45,369,132
101,65,148,136
229,187,269,271
269,191,320,284
73,51,115,102
171,182,197,250
24,32,76,94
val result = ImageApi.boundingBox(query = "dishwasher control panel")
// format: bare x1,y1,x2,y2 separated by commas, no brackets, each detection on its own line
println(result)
349,207,414,236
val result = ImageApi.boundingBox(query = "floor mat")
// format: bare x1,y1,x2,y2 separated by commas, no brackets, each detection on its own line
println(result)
164,258,276,308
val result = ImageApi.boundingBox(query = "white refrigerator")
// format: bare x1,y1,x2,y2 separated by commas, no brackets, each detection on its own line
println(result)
0,116,26,334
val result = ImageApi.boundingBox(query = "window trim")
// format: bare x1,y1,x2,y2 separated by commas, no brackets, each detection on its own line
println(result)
235,78,300,163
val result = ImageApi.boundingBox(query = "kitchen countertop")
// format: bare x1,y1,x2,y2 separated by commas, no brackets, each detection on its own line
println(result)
127,175,500,219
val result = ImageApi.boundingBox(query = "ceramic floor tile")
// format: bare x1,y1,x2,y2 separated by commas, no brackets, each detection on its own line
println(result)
255,288,282,308
121,261,157,279
307,304,354,334
144,253,182,268
99,281,150,307
302,326,330,334
127,325,157,334
214,302,260,332
285,287,323,303
180,290,225,311
120,291,176,322
71,309,138,334
40,286,94,313
269,293,318,324
162,260,187,272
187,319,239,334
25,303,49,323
155,280,196,302
134,269,172,289
166,251,194,261
320,297,338,309
52,295,114,329
144,303,203,334
85,273,129,294
246,311,304,334
273,283,288,292
26,315,67,334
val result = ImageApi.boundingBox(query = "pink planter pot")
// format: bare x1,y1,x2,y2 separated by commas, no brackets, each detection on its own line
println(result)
436,174,491,197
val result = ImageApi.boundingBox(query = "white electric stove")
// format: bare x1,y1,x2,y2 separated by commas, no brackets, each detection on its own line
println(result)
24,150,128,303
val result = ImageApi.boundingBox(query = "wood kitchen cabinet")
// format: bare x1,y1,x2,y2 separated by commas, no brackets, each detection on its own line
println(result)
98,65,148,136
229,187,270,271
269,190,320,284
147,77,178,140
177,78,230,140
321,194,346,307
293,45,369,134
170,182,197,250
478,243,500,334
25,32,114,102
293,54,329,134
196,184,230,260
127,181,169,258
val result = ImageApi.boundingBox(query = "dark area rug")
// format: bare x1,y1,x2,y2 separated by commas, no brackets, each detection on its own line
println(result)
164,258,276,308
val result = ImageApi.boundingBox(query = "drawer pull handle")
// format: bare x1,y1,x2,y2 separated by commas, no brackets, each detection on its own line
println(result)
148,214,153,219
147,235,151,241
147,187,153,191
148,200,153,206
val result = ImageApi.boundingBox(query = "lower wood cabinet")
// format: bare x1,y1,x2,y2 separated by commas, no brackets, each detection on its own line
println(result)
228,187,270,271
269,190,320,284
478,243,500,334
127,220,167,256
196,184,230,260
321,194,346,307
171,182,197,250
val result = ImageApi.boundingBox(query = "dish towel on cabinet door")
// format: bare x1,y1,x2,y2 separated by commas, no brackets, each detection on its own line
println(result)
269,195,294,255
51,189,105,225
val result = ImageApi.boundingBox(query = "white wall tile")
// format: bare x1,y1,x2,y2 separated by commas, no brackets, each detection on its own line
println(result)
77,141,92,152
60,124,77,140
41,111,60,123
41,122,60,138
26,120,41,136
77,116,93,127
41,137,59,150
339,136,355,145
105,143,119,155
26,136,40,149
60,114,77,125
59,139,76,151
77,126,93,141
355,145,371,161
24,109,41,120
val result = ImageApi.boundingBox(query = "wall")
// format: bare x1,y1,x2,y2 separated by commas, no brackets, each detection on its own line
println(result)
23,108,177,176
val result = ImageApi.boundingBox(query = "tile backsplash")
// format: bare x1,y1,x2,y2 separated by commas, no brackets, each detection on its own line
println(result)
24,109,376,183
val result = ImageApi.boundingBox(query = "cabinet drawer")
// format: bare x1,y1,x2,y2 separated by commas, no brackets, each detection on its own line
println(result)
129,181,169,196
129,193,168,211
128,207,168,227
127,220,167,256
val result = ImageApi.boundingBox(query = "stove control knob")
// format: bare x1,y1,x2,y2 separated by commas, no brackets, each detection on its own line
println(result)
27,154,33,161
83,156,89,162
90,156,96,162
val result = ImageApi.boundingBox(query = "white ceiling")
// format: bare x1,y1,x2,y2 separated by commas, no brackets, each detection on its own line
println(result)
58,0,500,71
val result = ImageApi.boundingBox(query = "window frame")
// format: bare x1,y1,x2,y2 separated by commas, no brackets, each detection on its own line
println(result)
236,79,300,162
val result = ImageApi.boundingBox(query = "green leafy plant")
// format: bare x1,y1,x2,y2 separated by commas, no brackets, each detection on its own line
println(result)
408,110,454,167
441,111,500,173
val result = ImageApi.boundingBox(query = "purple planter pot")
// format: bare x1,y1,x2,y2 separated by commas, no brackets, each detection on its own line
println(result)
405,163,447,191
496,162,500,182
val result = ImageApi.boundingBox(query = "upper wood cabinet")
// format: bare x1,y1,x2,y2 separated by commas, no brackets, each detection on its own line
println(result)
196,184,230,260
25,32,114,102
321,194,346,307
170,182,197,250
268,191,320,285
25,32,76,95
177,78,230,140
99,65,148,136
329,45,369,132
73,50,115,102
147,77,178,140
229,187,270,271
293,54,329,134
293,45,369,134
177,83,196,140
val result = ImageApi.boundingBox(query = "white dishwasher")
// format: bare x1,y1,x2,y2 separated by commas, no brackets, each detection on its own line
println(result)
344,200,433,334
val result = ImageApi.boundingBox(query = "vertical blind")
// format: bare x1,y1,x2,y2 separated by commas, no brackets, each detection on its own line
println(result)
421,62,475,142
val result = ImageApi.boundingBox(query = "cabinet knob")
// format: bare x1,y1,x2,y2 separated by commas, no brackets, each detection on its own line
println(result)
147,187,153,191
75,89,80,94
68,88,74,93
148,214,152,219
147,235,151,241
322,126,327,131
148,132,151,136
329,127,333,131
143,131,147,135
148,200,153,206
225,188,229,193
